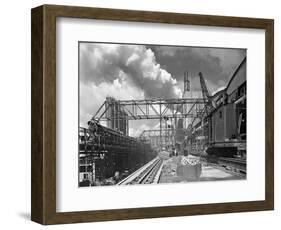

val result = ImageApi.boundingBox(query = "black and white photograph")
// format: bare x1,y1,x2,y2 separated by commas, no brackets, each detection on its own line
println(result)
78,42,247,187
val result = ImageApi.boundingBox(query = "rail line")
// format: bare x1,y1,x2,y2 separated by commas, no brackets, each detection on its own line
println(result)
117,157,163,185
218,157,246,174
205,157,246,178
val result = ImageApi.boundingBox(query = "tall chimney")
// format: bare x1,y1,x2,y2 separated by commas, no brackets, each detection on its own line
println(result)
184,71,190,92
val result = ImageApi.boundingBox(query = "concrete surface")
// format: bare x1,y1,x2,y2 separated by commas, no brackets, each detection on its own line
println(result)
159,156,243,183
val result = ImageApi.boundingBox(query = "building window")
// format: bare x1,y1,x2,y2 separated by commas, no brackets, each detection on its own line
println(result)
219,111,223,118
83,174,88,180
238,83,246,98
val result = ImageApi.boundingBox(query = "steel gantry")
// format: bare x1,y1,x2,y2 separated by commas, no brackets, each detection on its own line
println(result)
89,97,206,148
79,123,156,186
91,98,206,122
139,129,176,149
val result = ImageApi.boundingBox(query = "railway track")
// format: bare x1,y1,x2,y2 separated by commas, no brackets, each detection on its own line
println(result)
206,157,246,178
218,157,246,174
117,157,163,185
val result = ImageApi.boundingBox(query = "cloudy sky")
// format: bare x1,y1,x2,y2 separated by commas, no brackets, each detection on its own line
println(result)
79,42,246,136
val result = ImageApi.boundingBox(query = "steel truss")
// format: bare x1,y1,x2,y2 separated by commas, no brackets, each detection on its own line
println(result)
139,129,176,149
91,98,205,122
79,122,156,185
140,129,175,138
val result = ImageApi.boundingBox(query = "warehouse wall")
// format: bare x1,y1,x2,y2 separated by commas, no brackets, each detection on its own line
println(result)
227,58,247,96
225,103,237,139
211,103,237,142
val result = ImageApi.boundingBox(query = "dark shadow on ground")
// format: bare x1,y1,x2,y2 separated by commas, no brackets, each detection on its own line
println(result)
18,212,31,220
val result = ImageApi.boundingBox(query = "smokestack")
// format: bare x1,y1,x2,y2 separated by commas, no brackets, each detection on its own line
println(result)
184,71,190,92
183,71,192,129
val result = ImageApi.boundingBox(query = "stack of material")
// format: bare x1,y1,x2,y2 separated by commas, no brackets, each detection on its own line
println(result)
176,156,202,180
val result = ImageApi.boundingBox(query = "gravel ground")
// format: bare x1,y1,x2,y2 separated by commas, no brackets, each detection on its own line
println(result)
159,156,243,183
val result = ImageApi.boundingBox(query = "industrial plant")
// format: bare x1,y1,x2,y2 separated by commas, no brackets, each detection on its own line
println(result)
79,44,246,187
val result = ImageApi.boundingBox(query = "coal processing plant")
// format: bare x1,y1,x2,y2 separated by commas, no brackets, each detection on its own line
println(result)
79,55,247,187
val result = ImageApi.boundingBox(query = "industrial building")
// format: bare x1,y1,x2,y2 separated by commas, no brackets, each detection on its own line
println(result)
185,57,246,159
105,97,129,136
79,57,247,186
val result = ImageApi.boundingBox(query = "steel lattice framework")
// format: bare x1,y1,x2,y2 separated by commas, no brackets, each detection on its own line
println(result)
91,98,205,123
140,129,175,138
199,72,214,115
139,129,176,147
79,123,156,184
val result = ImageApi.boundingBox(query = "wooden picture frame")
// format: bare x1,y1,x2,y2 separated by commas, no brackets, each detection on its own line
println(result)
31,4,274,225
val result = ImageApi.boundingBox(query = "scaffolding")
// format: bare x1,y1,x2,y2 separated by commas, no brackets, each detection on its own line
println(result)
139,129,176,149
90,98,205,148
79,122,156,186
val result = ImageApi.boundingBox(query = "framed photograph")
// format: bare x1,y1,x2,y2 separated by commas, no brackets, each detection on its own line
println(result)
31,5,274,225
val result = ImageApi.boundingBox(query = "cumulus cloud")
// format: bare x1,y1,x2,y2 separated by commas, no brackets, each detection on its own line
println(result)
79,43,246,135
149,45,246,93
79,43,182,128
80,43,181,99
79,79,144,127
